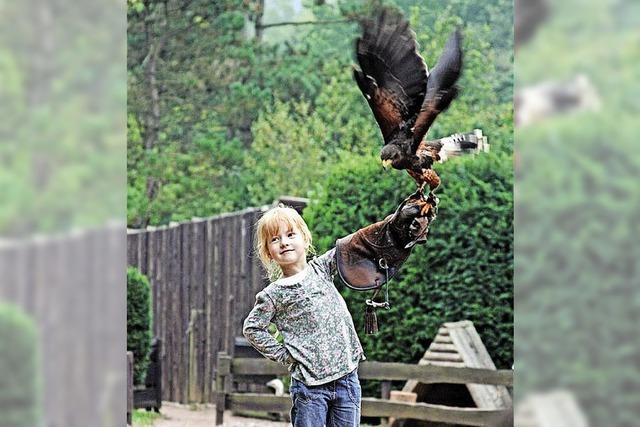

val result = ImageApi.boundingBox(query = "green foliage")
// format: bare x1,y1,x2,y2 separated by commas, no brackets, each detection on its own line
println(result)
305,150,513,371
127,0,513,226
0,303,41,427
517,115,640,427
127,0,265,226
244,64,382,206
516,2,640,423
132,408,162,426
245,99,328,205
1,0,125,236
127,113,248,226
127,267,152,385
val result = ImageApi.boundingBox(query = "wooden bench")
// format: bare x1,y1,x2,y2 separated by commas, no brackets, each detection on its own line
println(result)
215,352,513,426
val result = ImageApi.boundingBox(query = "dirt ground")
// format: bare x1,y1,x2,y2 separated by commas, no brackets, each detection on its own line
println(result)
151,402,290,427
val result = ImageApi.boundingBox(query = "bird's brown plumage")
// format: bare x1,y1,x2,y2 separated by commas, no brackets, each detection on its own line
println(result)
353,8,463,192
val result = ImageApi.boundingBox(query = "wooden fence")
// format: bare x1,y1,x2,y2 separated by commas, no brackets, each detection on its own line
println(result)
127,206,272,403
0,226,125,427
215,353,513,426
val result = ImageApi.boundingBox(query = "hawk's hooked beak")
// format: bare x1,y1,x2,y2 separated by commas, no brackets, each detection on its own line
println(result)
382,159,393,170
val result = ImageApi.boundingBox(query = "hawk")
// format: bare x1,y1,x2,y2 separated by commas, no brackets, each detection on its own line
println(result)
353,9,463,195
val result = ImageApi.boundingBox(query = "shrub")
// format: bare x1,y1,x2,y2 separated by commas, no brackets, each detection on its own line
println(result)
516,113,640,425
304,151,513,371
127,267,152,385
0,303,41,427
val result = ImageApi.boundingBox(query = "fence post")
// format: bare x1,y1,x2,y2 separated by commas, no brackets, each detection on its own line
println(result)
127,352,133,425
380,380,391,426
215,352,232,425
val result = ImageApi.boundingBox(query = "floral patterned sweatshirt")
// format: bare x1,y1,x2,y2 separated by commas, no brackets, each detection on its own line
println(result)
242,248,365,385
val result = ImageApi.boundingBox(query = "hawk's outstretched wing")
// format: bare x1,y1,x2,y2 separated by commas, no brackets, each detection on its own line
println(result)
411,30,463,149
353,9,427,143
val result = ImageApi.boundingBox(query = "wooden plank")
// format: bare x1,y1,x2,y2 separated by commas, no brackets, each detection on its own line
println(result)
231,213,242,342
434,336,453,344
197,220,207,403
196,221,207,403
215,353,231,425
223,216,233,354
212,218,223,394
359,362,512,386
78,232,93,424
361,397,508,426
164,226,173,401
21,241,36,312
235,214,244,340
420,361,466,368
424,351,463,362
227,393,290,412
448,322,512,409
127,231,139,267
139,231,148,276
145,229,155,337
180,223,191,403
225,394,509,426
219,216,229,356
15,241,29,306
238,212,250,337
236,211,253,394
517,391,586,427
229,359,512,386
188,309,198,403
429,343,458,352
188,223,198,403
381,381,392,399
389,391,417,427
47,238,64,425
170,224,181,402
204,219,215,403
227,292,235,358
149,228,160,396
105,226,127,423
191,220,205,403
65,233,80,418
154,227,173,400
250,210,266,303
161,228,169,400
0,243,12,301
448,321,496,369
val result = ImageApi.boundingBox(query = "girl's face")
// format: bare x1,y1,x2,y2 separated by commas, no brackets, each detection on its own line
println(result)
267,222,308,275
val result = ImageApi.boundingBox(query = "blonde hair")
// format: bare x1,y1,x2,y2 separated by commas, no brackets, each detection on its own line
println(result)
255,204,315,281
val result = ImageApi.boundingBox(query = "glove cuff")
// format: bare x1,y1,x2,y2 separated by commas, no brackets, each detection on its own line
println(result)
335,192,437,291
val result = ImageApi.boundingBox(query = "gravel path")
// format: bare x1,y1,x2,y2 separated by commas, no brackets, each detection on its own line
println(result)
151,402,290,427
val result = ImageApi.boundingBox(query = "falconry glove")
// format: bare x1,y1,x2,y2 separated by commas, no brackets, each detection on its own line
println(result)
335,191,438,292
335,191,438,334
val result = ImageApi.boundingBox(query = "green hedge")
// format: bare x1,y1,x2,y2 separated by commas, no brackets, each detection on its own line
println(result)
516,113,640,426
0,303,41,427
305,151,513,369
127,267,152,385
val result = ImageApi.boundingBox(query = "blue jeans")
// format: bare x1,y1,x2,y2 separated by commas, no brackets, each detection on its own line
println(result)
289,369,361,427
